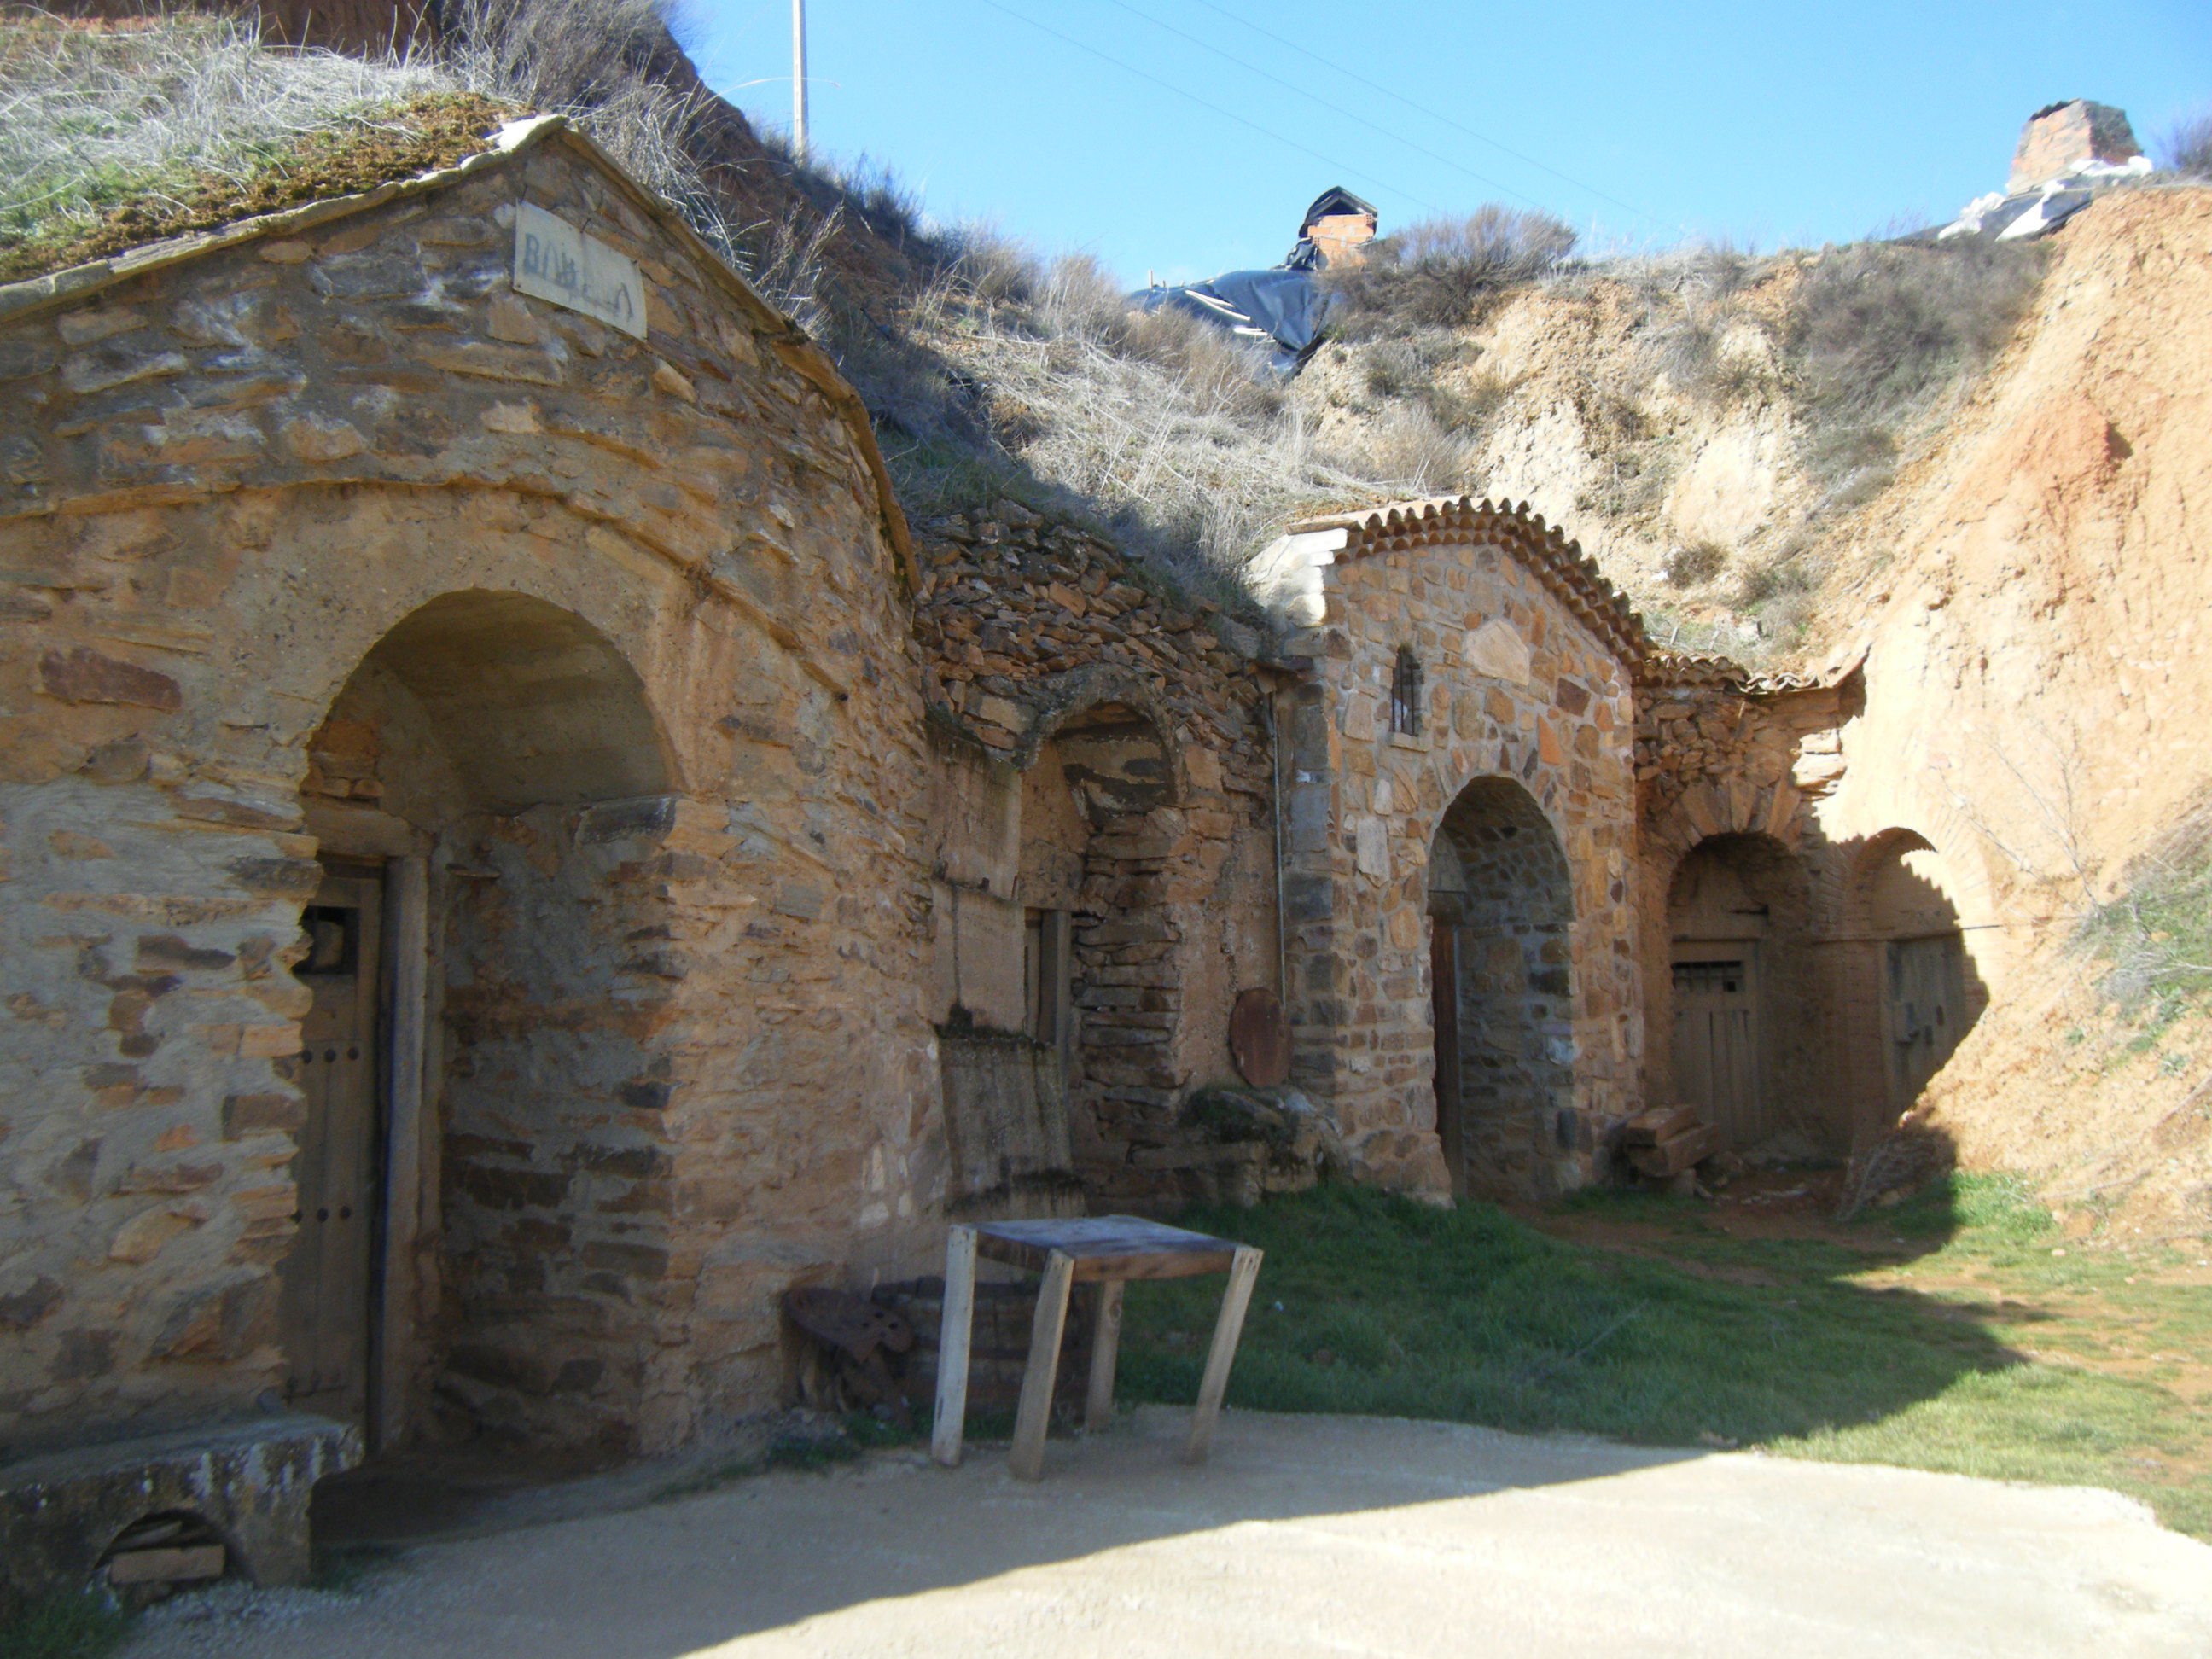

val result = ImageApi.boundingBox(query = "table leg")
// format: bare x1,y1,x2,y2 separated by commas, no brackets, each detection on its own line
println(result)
930,1224,978,1468
1084,1280,1125,1433
1182,1245,1263,1465
1008,1249,1076,1482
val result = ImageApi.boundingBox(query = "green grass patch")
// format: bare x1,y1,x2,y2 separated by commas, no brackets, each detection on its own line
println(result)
0,1591,135,1659
1115,1181,2209,1538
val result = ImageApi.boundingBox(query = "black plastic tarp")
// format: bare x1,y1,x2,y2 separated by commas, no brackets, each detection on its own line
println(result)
1130,188,1376,376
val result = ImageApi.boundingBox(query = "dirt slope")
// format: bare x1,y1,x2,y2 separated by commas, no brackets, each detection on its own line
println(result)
1814,187,2212,1237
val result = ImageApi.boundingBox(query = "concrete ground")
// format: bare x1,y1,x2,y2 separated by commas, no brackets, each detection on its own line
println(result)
128,1408,2212,1659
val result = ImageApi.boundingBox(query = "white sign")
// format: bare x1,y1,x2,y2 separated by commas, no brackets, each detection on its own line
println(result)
513,202,648,339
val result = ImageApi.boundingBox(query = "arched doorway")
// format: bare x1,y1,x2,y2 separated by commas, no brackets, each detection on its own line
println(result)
1426,777,1575,1199
1854,832,1985,1135
1665,833,1819,1150
1016,701,1176,1202
283,591,681,1452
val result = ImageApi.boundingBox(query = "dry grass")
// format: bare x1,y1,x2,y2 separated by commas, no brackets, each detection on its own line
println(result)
2161,110,2212,179
1321,205,1577,335
902,241,1401,591
0,10,450,267
1786,238,2049,425
2081,789,2212,1030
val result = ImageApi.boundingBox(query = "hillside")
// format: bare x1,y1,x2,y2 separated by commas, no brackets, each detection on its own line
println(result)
8,1,2209,1231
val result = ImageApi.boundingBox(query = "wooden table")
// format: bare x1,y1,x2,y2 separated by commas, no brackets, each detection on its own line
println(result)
929,1216,1264,1481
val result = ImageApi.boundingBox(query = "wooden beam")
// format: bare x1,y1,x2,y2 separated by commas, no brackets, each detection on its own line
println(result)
1085,1280,1124,1434
1008,1249,1075,1482
929,1225,978,1468
1182,1245,1262,1465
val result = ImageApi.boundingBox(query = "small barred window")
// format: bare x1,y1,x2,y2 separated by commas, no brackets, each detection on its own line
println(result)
1390,645,1423,736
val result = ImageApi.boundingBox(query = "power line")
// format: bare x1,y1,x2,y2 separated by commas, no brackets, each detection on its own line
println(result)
972,0,1448,218
1096,0,1550,214
1185,0,1674,232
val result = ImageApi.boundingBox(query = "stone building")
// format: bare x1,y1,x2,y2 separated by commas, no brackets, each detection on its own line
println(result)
1633,654,1992,1155
0,110,1305,1602
0,108,2001,1608
1254,498,1648,1199
0,114,954,1562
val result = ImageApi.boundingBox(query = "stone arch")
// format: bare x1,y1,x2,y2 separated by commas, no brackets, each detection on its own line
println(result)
330,589,682,812
1424,776,1576,1199
1662,833,1827,1150
287,591,685,1454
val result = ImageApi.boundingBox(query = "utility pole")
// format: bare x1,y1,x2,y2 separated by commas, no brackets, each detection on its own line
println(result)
791,0,809,165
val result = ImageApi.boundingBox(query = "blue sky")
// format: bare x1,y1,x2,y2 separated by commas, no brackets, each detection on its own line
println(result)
681,0,2210,285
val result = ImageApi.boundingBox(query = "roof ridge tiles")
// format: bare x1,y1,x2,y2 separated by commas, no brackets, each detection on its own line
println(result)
1285,492,1649,665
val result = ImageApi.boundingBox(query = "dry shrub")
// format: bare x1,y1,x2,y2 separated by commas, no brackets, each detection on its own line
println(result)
1662,540,1727,588
1603,242,1775,408
1322,205,1577,334
1786,239,2048,423
2160,110,2212,178
1336,403,1473,496
2080,787,2212,1022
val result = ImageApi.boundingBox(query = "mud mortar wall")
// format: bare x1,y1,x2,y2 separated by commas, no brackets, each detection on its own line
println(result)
910,509,1285,1207
0,135,943,1456
1280,533,1643,1196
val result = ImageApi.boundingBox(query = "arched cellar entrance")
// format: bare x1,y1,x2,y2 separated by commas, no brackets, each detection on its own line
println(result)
1426,777,1575,1199
284,590,682,1453
1019,701,1176,1203
1851,831,1988,1141
1665,833,1821,1151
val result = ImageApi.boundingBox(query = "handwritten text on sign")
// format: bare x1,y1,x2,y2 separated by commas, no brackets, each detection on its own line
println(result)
513,202,648,340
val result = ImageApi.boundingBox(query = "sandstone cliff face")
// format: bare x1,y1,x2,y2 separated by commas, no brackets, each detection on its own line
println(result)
1812,187,2212,1236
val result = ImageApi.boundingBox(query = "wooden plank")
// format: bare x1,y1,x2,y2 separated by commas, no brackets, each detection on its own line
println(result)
108,1544,224,1586
975,1215,1242,1281
375,853,428,1454
1084,1280,1124,1433
1620,1104,1702,1145
1629,1124,1723,1179
1182,1245,1262,1466
929,1224,978,1468
1008,1249,1075,1482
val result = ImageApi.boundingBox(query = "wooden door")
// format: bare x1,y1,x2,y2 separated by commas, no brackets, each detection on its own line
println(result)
1887,934,1966,1107
1671,952,1761,1144
278,863,384,1424
1430,919,1463,1193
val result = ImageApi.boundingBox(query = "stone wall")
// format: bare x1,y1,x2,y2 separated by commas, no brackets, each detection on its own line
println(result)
0,124,945,1458
1631,657,1993,1152
1260,498,1646,1196
909,506,1288,1207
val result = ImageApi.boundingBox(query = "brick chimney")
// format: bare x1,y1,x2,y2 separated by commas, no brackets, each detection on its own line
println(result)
2009,101,2142,194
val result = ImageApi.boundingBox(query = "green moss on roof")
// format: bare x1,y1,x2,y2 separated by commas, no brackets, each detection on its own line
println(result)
0,89,519,286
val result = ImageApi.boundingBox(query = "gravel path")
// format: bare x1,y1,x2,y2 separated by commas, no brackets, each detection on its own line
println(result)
126,1408,2212,1659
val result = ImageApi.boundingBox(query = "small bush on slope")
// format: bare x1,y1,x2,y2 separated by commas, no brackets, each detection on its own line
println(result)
1788,238,2050,425
2161,110,2212,178
1320,205,1578,335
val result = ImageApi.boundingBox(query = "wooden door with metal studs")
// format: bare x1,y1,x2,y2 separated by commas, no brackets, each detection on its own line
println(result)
277,860,386,1423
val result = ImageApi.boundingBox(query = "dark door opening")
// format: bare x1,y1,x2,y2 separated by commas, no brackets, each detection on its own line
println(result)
1430,917,1463,1192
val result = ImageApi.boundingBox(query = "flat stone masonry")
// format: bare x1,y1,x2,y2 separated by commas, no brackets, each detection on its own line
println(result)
1265,498,1648,1196
0,119,941,1463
